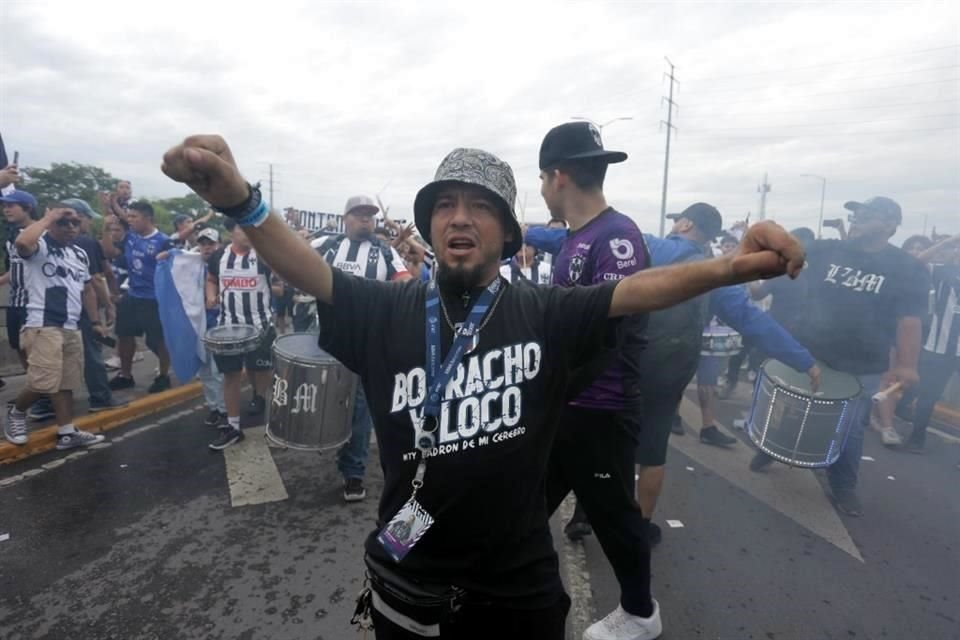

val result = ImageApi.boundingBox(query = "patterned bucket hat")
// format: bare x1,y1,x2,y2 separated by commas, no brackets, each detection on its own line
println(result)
413,148,522,259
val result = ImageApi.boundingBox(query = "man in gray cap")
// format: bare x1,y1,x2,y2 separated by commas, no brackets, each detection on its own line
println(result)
61,198,128,413
749,196,929,518
162,134,804,639
310,194,411,502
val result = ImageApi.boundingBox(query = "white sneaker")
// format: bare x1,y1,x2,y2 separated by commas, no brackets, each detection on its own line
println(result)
56,430,105,450
881,428,903,447
584,601,662,640
4,406,28,445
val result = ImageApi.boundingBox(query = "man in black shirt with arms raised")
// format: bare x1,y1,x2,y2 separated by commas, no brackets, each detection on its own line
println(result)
162,134,804,639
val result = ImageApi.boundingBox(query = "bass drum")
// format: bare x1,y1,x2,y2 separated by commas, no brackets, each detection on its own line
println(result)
266,333,358,451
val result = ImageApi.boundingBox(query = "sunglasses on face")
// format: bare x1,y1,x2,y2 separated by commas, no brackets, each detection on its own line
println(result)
56,218,81,228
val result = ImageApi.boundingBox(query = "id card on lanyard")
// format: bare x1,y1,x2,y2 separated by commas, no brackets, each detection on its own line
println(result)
377,278,503,563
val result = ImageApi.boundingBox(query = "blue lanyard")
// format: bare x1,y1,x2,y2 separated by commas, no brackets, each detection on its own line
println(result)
418,278,501,447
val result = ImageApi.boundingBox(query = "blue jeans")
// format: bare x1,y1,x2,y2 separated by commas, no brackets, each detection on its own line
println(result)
80,315,114,407
827,373,882,492
197,352,225,413
337,386,372,480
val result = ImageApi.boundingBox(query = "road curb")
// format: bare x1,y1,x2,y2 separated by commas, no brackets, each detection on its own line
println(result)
0,382,202,465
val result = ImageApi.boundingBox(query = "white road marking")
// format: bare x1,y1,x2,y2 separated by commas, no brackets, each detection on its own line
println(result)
929,426,960,444
674,396,864,562
223,426,289,507
0,533,9,542
666,520,684,528
887,475,896,480
556,495,593,640
861,456,875,462
685,466,695,471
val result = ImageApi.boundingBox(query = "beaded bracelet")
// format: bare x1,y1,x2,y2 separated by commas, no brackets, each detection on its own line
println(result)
236,200,270,228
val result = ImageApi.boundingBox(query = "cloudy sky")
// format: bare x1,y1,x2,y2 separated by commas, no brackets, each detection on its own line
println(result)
1,1,958,241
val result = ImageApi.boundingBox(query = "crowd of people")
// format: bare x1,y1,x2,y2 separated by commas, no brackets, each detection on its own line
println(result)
0,121,957,640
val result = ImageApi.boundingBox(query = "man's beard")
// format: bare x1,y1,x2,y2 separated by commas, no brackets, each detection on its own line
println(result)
436,262,489,294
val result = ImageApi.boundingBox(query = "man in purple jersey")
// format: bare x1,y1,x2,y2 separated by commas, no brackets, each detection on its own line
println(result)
538,122,661,640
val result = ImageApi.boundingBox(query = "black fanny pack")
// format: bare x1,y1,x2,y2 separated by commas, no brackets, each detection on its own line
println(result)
364,554,466,625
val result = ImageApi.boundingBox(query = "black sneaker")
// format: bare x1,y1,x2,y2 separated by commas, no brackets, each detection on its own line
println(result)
209,427,244,451
247,395,266,416
88,398,129,413
204,410,226,427
670,415,685,436
109,375,135,391
27,401,56,421
647,521,662,547
343,477,367,502
749,450,775,472
830,488,863,517
148,374,171,394
904,437,925,454
700,425,738,447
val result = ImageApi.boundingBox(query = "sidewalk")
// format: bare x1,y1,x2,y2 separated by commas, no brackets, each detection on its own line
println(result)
0,348,201,464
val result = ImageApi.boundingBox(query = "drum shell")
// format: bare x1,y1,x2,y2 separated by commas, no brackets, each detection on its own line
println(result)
266,334,357,451
747,359,861,468
700,327,743,357
202,324,261,356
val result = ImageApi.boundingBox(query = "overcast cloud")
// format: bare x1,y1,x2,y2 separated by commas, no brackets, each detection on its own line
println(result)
1,0,958,241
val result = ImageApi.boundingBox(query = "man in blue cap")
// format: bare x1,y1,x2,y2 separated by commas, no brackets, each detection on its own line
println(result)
1,188,39,395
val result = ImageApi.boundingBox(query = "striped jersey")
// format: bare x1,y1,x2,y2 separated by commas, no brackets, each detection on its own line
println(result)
5,225,29,307
22,234,91,330
207,246,273,330
924,263,960,357
499,257,552,286
311,234,408,282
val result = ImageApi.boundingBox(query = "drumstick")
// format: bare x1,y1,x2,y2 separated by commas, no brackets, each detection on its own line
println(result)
872,382,903,404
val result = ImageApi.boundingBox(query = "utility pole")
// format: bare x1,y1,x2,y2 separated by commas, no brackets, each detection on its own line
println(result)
658,57,678,238
757,173,771,221
268,163,275,213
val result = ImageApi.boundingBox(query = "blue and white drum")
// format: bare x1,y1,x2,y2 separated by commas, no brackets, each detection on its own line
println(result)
701,325,743,357
747,359,862,468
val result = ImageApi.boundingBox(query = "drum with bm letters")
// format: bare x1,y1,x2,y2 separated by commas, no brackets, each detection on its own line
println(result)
266,332,357,451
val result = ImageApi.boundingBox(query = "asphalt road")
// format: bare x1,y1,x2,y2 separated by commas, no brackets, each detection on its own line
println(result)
573,384,960,640
1,382,957,640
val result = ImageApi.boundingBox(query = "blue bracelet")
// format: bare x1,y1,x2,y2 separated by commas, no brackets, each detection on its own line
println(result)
236,201,269,228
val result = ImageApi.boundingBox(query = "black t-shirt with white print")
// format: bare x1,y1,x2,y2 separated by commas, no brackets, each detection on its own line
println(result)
793,239,930,374
317,268,616,607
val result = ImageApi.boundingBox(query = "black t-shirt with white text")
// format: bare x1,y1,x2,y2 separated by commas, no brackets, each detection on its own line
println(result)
317,268,616,607
793,240,930,374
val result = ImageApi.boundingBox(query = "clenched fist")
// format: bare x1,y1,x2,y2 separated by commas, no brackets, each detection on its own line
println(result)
161,135,250,209
726,221,806,283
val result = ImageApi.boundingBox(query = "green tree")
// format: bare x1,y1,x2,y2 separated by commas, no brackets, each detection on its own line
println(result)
21,162,119,213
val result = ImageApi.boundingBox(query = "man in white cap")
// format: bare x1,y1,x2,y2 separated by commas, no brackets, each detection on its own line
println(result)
311,195,410,501
162,134,804,639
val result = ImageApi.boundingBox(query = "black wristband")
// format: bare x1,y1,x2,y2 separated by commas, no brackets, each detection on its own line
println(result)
213,183,262,219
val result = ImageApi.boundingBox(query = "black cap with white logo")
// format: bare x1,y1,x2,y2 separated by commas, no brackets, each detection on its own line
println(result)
539,122,628,171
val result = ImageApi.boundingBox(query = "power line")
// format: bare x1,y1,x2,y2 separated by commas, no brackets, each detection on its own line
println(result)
686,44,960,83
683,77,959,108
688,124,960,140
682,97,959,115
690,63,960,94
685,112,960,132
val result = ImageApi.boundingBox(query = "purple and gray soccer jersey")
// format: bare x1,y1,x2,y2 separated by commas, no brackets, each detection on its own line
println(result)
552,208,649,410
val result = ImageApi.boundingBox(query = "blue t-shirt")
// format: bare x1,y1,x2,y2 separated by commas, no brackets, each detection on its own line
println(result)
124,229,172,299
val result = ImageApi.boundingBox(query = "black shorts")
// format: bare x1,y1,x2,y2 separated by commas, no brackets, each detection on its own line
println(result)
116,295,166,353
6,306,26,351
633,347,700,467
213,325,276,374
274,290,294,316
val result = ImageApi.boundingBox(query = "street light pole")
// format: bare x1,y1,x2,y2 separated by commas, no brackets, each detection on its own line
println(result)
801,174,827,238
570,116,634,132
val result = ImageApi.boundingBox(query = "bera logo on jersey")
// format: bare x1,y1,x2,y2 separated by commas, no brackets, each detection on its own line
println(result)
609,238,637,269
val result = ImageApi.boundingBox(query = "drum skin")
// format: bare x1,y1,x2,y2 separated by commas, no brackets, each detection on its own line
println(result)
203,324,261,356
747,359,862,468
266,333,357,451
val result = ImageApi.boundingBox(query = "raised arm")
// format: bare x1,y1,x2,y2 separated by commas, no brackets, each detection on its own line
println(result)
15,208,66,257
609,221,804,318
162,136,334,304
